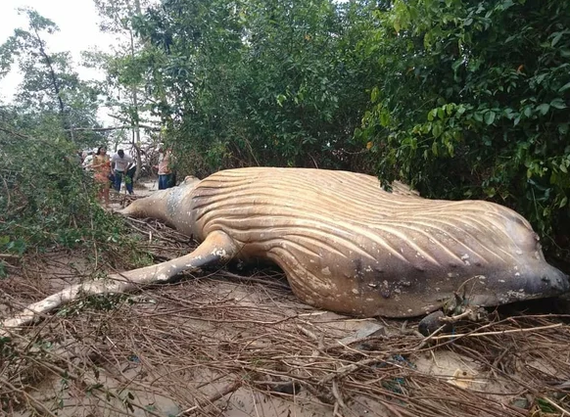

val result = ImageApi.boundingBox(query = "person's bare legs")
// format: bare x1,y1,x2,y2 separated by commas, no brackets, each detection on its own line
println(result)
103,185,110,208
97,184,104,204
96,182,110,208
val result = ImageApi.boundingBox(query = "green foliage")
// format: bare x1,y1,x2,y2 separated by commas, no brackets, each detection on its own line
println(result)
361,0,570,251
130,0,380,173
0,115,142,267
0,8,157,276
2,0,567,261
108,0,570,255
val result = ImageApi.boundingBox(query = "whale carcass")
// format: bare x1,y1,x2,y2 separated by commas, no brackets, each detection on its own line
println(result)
2,167,568,332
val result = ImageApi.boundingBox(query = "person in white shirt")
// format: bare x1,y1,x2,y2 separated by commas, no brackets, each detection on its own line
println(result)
111,149,134,192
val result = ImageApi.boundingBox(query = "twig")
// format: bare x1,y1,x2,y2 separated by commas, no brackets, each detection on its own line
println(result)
177,379,242,415
438,308,474,323
541,397,570,416
1,175,10,209
66,124,161,132
332,379,346,409
429,323,563,340
0,378,59,417
217,270,291,290
0,124,30,139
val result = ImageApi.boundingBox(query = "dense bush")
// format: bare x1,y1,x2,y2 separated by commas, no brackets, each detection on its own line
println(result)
0,116,145,275
360,0,570,255
132,0,380,173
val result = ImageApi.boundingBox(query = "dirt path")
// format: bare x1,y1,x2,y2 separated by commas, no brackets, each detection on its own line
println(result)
107,179,158,211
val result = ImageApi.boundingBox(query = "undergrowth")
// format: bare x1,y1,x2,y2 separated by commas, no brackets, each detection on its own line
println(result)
0,126,151,274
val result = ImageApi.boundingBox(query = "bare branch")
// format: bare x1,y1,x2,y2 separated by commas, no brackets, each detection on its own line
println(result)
66,124,161,132
0,125,31,139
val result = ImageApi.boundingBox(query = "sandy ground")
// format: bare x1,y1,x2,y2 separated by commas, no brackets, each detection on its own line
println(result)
8,278,506,417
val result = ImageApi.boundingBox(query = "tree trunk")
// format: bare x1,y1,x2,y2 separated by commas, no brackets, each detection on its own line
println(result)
33,27,75,142
129,1,142,180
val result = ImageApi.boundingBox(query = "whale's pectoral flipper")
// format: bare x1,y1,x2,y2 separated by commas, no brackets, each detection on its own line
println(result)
0,231,238,335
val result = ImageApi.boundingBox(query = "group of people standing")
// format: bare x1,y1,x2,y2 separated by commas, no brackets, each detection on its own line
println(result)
85,144,175,208
88,146,134,208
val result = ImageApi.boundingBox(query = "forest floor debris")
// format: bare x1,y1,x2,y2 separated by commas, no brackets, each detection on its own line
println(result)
1,215,570,416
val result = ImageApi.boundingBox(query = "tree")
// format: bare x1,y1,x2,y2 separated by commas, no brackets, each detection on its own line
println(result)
130,0,381,174
0,8,102,144
93,0,161,180
0,8,135,268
